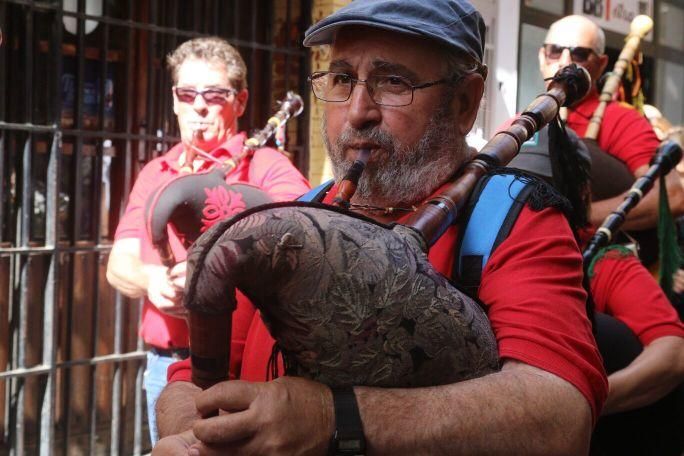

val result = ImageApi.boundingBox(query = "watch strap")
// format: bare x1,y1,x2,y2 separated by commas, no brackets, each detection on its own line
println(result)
328,387,366,455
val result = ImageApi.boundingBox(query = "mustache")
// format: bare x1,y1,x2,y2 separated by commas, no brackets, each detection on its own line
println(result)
334,126,398,155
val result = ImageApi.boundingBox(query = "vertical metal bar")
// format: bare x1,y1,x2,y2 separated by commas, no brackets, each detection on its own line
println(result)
71,0,86,242
62,2,86,452
19,139,31,248
110,3,136,450
249,2,258,127
39,131,61,456
0,1,6,246
88,0,109,446
284,0,292,93
0,132,4,244
23,4,34,127
122,0,136,247
166,0,176,141
145,1,157,162
132,12,151,450
20,4,33,245
132,300,145,456
14,104,33,451
158,22,168,148
157,0,166,142
88,161,104,453
297,0,312,175
88,250,101,453
0,1,6,122
264,0,273,106
13,253,30,456
38,4,65,453
110,292,124,456
95,0,109,241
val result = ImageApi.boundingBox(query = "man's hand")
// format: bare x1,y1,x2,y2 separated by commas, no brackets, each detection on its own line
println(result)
106,239,188,317
144,261,187,317
152,429,198,455
188,377,333,456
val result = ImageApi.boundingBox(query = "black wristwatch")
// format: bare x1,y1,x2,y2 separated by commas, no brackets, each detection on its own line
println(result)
328,387,366,456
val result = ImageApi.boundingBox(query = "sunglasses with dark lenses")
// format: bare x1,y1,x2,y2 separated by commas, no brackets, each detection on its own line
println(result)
544,44,596,62
174,87,236,105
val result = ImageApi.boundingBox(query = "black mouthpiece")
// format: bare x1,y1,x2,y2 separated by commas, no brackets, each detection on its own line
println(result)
554,64,592,107
650,140,683,173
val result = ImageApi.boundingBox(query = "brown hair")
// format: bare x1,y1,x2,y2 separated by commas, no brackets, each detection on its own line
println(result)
166,36,248,90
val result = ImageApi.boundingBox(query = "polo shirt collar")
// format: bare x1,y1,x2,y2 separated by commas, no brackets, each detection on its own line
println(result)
569,90,599,119
162,132,247,173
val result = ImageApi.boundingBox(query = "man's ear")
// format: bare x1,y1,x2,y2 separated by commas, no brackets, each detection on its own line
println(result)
234,89,249,117
454,73,484,136
172,90,180,116
598,54,609,75
538,47,547,74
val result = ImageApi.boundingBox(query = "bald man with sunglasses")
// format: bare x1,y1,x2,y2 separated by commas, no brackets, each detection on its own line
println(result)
106,36,309,446
539,15,684,232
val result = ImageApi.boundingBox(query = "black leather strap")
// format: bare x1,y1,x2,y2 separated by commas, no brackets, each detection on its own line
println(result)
328,387,366,456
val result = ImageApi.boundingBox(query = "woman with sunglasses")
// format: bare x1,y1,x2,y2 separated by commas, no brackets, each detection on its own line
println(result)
105,36,310,447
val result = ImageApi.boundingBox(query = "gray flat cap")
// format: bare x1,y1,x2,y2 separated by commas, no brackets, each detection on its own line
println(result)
303,0,486,63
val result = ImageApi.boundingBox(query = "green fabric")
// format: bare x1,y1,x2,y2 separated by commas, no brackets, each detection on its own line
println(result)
658,174,683,299
586,244,635,278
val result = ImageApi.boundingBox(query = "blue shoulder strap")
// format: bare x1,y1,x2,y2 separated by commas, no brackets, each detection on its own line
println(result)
297,179,334,202
455,173,533,295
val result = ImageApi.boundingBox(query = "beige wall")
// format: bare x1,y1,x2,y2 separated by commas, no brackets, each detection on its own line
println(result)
308,0,352,186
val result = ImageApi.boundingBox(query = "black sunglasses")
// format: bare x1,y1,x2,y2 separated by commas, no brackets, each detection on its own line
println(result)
543,44,597,63
174,86,237,105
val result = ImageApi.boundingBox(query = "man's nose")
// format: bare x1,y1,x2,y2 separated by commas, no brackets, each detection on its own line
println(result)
346,82,381,130
559,48,572,65
192,93,209,112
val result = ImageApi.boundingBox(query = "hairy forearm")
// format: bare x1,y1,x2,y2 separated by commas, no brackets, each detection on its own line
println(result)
590,168,684,230
590,188,659,231
603,336,684,415
356,362,592,455
156,381,202,437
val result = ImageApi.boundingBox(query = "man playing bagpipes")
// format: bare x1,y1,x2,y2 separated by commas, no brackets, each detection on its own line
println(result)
105,37,310,444
537,16,684,305
538,15,684,239
498,16,684,454
153,1,607,454
508,113,684,453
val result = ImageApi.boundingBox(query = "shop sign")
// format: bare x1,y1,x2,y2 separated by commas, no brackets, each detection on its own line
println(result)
574,0,653,39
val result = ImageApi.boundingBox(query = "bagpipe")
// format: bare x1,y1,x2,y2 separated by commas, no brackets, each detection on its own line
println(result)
583,140,683,264
583,15,653,202
183,64,591,390
577,15,684,291
145,91,304,268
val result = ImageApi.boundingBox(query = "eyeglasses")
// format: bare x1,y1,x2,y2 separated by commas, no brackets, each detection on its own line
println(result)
543,44,597,63
308,71,451,107
173,86,237,105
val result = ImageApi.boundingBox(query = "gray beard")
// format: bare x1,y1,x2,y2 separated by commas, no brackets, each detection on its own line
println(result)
323,103,467,208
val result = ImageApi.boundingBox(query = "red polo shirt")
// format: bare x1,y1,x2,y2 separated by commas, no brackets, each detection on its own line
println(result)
588,248,684,345
567,91,659,174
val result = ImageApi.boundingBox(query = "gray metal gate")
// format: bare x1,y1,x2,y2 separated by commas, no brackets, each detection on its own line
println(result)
0,1,311,454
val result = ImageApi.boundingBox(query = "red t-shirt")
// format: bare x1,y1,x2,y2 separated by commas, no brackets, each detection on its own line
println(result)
169,184,607,420
567,91,659,174
590,251,684,345
114,132,310,348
